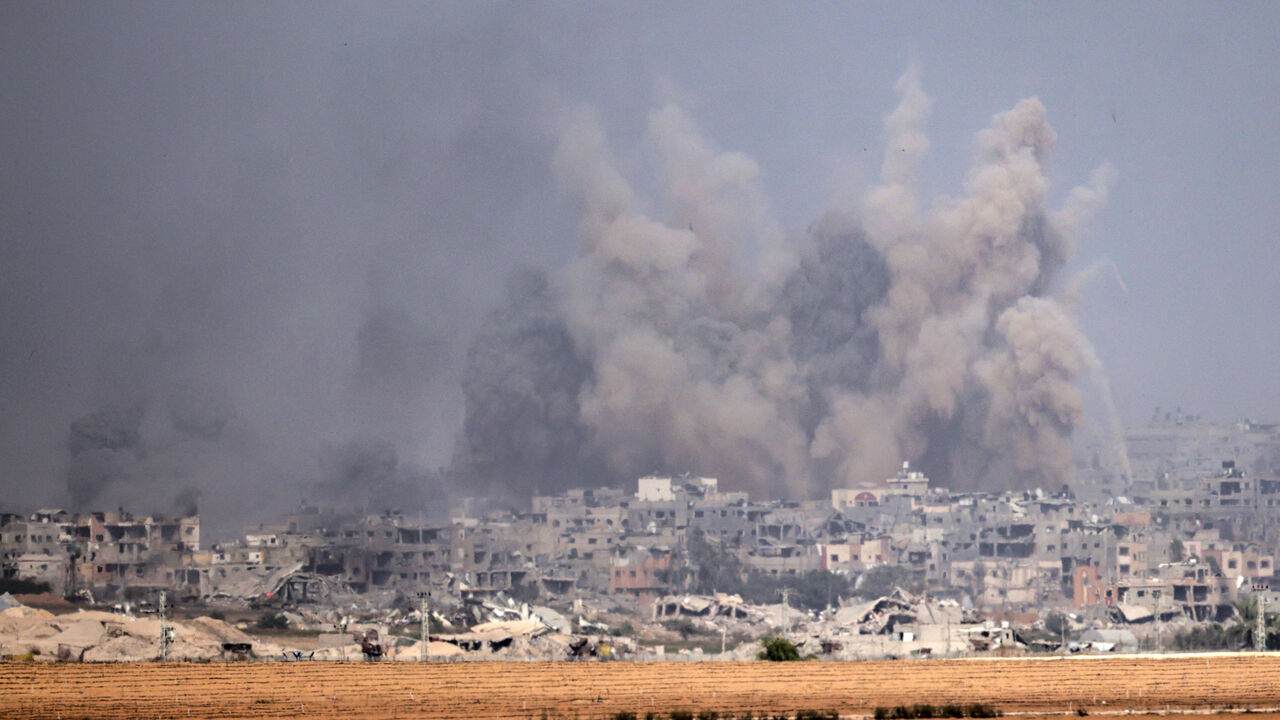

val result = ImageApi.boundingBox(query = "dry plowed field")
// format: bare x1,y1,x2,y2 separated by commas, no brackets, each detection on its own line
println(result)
4,654,1280,720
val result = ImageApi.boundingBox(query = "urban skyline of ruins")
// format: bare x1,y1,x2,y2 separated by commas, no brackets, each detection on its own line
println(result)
10,8,1280,719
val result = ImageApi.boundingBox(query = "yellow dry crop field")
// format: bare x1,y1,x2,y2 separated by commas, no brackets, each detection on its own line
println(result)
4,654,1280,720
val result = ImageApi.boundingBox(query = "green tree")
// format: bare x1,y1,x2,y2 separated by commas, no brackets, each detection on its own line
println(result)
686,528,746,595
1043,611,1070,638
757,635,802,661
1228,593,1280,649
663,618,701,639
737,572,773,604
730,569,858,610
857,565,923,599
1172,623,1234,650
971,562,988,602
790,570,855,610
255,612,289,630
1236,593,1260,648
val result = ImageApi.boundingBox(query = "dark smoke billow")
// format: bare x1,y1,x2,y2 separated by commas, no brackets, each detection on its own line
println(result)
67,404,145,509
780,222,890,436
450,68,1114,500
313,437,447,513
66,400,227,516
447,268,612,500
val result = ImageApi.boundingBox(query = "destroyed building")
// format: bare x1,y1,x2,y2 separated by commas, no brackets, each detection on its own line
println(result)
5,429,1280,657
0,509,200,601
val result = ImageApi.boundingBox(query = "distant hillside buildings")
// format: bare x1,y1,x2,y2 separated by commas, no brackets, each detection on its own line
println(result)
5,413,1280,627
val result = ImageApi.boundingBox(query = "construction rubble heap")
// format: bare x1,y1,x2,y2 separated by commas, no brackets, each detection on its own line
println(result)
0,583,1222,662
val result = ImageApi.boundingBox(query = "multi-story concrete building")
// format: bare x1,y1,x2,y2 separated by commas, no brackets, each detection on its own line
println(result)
0,509,199,599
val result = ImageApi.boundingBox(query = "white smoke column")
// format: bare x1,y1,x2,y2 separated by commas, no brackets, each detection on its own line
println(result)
972,297,1091,487
1063,256,1133,483
536,68,1118,499
864,62,931,245
647,104,791,314
813,68,1115,490
552,105,811,498
1084,349,1134,483
1053,163,1118,238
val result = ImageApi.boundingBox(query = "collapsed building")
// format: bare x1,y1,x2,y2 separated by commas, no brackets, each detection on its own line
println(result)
3,437,1279,657
0,509,200,601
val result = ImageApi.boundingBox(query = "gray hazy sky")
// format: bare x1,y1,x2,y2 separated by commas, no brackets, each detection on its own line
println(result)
2,2,1278,522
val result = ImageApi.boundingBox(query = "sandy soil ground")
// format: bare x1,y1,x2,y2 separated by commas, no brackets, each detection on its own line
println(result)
5,653,1280,720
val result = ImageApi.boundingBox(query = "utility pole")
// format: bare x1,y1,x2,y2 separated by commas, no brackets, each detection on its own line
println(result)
1154,591,1162,652
417,591,431,662
158,591,170,661
779,588,791,634
946,614,952,657
66,543,79,600
1254,584,1269,652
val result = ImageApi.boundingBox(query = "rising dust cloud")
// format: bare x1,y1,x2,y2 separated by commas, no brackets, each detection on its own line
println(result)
447,67,1116,502
65,68,1115,518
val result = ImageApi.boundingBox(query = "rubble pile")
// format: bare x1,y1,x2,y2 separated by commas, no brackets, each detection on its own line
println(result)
0,592,634,663
640,587,1161,660
0,583,1175,662
0,601,272,661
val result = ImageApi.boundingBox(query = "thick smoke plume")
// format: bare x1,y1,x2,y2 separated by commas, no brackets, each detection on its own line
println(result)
65,393,236,516
312,438,447,514
448,268,607,498
453,69,1113,499
67,404,146,509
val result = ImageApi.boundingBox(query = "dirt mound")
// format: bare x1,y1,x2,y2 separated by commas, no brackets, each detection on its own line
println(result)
0,599,273,661
386,640,464,660
11,594,78,614
60,610,135,625
82,634,154,662
183,616,255,645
